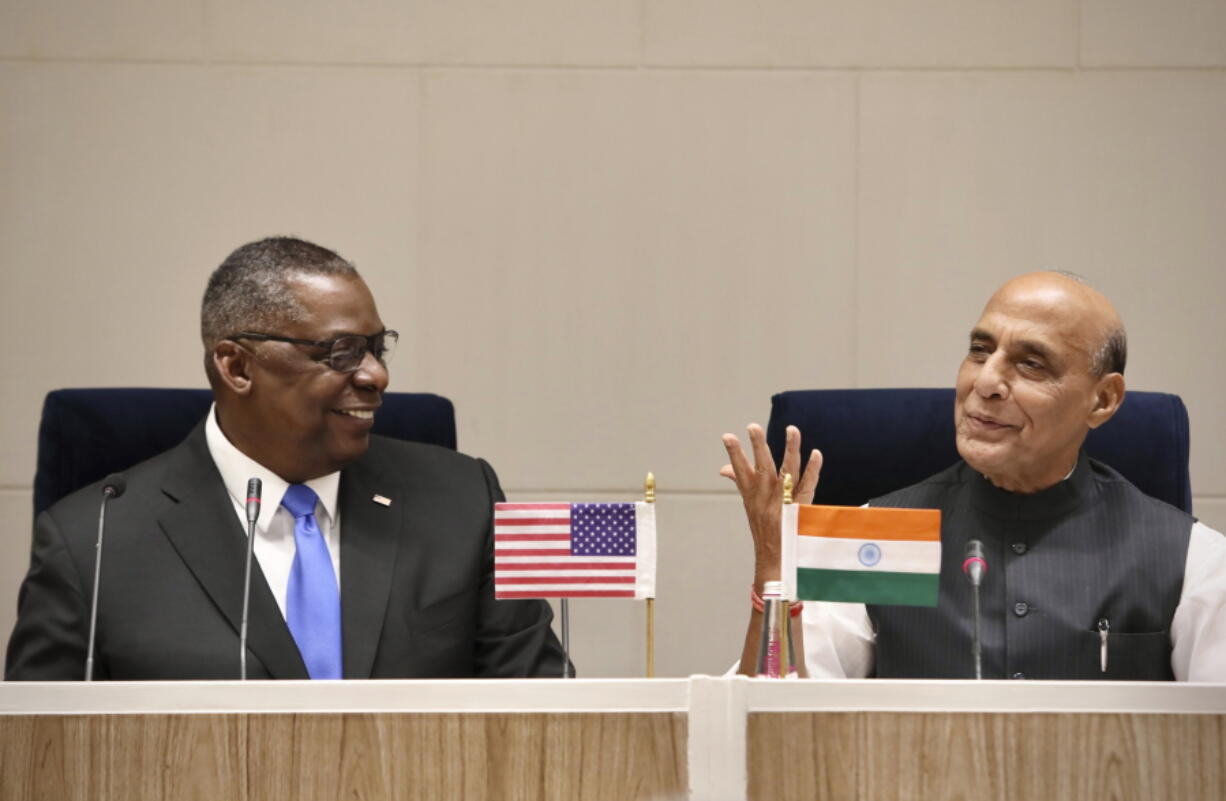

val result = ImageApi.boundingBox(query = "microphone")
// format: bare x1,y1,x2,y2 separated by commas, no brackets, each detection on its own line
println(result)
239,478,262,680
85,473,126,681
962,539,987,680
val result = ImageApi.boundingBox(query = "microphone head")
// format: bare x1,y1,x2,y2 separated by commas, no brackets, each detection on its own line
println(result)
245,478,263,524
101,473,126,499
962,539,987,583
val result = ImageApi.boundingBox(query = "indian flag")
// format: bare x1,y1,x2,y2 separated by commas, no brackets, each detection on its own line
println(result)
780,505,941,607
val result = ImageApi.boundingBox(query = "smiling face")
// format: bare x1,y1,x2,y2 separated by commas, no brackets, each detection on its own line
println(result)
215,272,390,483
954,273,1125,493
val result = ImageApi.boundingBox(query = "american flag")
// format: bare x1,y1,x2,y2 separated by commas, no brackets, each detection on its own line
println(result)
493,502,656,599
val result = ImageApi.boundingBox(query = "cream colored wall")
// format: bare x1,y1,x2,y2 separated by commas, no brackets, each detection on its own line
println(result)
2,0,1224,678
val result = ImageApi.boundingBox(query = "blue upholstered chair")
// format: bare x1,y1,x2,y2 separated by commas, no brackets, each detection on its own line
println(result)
34,388,457,516
765,388,1191,512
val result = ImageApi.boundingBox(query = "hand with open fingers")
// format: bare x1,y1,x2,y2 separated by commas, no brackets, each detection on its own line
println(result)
720,424,822,582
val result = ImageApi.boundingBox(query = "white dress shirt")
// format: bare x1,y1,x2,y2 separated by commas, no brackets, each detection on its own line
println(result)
204,406,342,619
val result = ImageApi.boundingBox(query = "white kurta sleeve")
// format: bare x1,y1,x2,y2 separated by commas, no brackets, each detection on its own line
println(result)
1170,520,1226,681
801,601,875,678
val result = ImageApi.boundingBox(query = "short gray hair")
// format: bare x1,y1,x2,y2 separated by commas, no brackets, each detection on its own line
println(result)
1092,326,1127,377
201,237,358,367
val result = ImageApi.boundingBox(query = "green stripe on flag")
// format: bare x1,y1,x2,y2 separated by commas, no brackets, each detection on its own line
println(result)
797,568,939,607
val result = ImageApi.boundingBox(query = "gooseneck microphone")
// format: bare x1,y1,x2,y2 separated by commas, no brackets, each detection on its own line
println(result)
962,539,988,680
85,473,126,681
239,478,262,680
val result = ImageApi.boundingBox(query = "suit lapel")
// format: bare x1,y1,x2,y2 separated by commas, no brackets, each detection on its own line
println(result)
157,426,308,679
338,454,402,679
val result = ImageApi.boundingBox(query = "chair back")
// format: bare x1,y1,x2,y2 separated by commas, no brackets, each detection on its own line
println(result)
766,388,1191,512
34,388,456,516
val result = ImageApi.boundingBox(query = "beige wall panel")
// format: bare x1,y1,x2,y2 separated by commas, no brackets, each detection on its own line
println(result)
0,490,33,658
1194,497,1226,535
0,63,418,487
0,0,206,60
857,72,1226,494
206,0,640,66
514,491,752,678
643,0,1076,67
1082,0,1226,67
420,70,857,493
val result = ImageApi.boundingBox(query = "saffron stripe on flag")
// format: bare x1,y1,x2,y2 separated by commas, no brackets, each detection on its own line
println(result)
797,568,939,607
797,505,940,541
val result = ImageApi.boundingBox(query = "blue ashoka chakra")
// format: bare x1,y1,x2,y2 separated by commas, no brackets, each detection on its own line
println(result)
858,542,882,567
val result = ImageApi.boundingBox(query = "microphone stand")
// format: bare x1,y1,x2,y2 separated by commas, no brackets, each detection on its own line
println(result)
963,539,987,680
85,478,124,681
240,478,262,680
970,582,982,680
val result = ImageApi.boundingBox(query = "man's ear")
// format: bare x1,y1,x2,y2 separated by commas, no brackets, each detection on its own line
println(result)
1087,372,1125,430
212,341,254,396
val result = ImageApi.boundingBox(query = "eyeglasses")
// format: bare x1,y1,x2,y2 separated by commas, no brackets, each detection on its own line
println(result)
231,329,398,373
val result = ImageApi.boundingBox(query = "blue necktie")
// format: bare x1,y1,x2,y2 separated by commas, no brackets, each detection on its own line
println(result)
282,484,342,679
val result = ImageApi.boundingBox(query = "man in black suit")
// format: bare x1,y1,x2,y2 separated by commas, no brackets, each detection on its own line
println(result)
7,237,567,680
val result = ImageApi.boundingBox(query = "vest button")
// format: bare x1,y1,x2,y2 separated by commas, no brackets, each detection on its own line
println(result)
1013,601,1029,617
1012,542,1027,555
1012,671,1026,680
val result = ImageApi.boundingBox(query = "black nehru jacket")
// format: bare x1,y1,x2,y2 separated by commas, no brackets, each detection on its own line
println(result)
867,450,1192,680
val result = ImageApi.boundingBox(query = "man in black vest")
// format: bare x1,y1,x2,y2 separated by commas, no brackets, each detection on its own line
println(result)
724,271,1226,680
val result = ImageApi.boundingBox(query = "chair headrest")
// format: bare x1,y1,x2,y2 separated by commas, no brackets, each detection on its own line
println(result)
767,388,1191,512
34,388,456,516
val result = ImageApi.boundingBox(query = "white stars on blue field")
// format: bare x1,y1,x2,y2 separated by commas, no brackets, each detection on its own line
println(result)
570,503,636,557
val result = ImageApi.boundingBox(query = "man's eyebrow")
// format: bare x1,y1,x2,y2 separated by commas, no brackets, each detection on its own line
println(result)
968,330,1057,362
319,327,385,339
1015,339,1055,361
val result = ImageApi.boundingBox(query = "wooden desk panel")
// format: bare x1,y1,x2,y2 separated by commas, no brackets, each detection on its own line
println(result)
747,711,1226,801
1,712,687,801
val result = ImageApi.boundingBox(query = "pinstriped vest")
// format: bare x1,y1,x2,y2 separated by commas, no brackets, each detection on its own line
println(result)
867,450,1192,680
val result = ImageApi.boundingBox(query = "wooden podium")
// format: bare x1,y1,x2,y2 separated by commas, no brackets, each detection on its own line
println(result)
2,678,1223,800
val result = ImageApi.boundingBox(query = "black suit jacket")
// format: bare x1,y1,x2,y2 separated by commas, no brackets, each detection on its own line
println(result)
5,425,567,680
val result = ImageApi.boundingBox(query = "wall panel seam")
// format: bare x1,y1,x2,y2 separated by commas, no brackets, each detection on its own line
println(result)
8,59,1223,74
1076,0,1084,70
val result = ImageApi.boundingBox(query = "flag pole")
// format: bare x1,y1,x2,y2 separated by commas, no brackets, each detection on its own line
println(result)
561,598,571,678
644,471,656,678
781,473,793,676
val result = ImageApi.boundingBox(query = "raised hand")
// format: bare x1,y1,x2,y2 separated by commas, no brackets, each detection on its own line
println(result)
720,423,822,585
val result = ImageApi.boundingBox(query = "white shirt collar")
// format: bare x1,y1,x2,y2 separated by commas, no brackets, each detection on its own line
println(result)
204,404,340,534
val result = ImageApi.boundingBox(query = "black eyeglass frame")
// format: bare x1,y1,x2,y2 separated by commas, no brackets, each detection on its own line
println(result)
230,329,398,373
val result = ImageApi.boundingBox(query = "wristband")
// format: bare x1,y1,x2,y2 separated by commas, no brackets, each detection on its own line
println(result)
750,586,804,617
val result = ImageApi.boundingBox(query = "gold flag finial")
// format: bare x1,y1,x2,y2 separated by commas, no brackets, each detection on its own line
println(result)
783,472,794,505
645,472,655,503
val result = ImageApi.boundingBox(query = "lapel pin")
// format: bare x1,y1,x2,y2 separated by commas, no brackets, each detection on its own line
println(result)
372,494,392,507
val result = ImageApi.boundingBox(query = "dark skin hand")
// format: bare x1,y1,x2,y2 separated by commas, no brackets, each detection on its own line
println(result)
721,423,822,676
